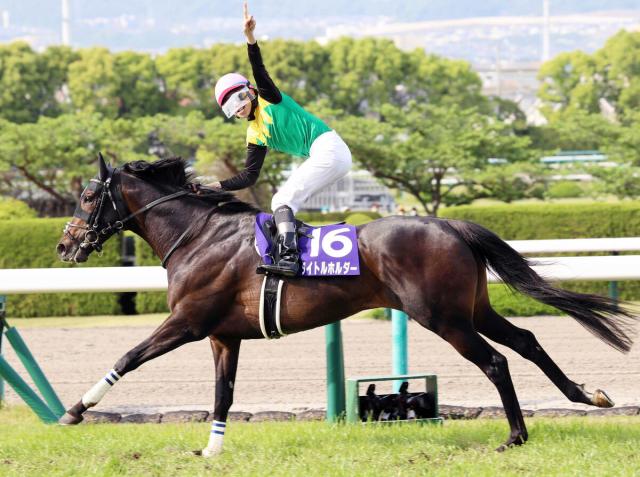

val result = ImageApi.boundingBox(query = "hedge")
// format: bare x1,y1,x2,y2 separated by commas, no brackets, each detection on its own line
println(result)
443,202,640,316
545,181,584,199
134,236,168,314
442,202,640,239
0,218,123,317
0,198,37,220
298,210,381,223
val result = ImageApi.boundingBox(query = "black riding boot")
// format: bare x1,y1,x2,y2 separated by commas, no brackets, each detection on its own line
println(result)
258,205,300,277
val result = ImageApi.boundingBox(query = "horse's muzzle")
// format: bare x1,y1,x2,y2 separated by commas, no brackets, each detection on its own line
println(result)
57,241,88,263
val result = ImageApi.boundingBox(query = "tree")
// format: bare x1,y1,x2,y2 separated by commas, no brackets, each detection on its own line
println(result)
138,112,207,161
324,37,487,116
156,47,213,116
538,30,640,121
594,30,640,118
589,166,640,200
538,51,600,115
0,42,64,123
112,51,168,117
472,163,547,203
0,114,104,215
39,45,80,117
68,49,167,118
608,112,640,166
589,111,640,199
531,109,621,152
339,103,530,216
67,48,122,118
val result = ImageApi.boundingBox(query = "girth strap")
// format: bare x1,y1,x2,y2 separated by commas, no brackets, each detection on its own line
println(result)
259,275,286,339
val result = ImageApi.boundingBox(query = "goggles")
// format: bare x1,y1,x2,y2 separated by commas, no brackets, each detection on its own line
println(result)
222,86,256,118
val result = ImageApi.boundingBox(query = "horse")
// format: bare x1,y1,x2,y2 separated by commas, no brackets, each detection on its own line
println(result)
56,154,637,455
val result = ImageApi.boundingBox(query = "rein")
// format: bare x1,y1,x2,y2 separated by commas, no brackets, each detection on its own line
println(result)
66,168,192,265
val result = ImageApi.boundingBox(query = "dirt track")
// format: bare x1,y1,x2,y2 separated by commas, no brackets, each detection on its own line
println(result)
3,317,639,414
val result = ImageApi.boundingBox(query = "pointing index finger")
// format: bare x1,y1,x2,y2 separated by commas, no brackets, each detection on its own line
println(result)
243,1,249,20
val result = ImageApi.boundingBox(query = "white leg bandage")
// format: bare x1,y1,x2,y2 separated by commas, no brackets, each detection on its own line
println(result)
82,369,121,407
202,420,226,458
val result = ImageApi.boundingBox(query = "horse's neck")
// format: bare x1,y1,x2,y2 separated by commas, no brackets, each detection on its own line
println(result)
124,188,198,263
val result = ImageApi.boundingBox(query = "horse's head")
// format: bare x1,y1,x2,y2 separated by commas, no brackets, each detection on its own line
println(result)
57,154,256,265
57,153,125,263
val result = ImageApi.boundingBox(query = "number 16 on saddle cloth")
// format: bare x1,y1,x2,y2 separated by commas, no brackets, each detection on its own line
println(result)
254,213,360,277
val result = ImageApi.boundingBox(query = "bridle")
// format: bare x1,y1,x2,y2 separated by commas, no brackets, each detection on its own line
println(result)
64,167,190,262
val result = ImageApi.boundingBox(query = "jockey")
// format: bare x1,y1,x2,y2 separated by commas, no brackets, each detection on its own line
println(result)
210,1,352,277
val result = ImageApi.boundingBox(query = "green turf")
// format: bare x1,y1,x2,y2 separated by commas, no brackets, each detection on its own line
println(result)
0,407,638,476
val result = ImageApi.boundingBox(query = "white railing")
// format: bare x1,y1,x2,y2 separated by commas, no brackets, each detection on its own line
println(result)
0,237,639,294
506,237,640,254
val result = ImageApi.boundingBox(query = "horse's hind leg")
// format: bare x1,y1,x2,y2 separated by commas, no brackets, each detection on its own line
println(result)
430,318,528,451
475,305,614,408
59,312,202,424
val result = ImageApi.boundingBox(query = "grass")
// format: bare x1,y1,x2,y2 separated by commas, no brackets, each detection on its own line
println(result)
0,407,639,477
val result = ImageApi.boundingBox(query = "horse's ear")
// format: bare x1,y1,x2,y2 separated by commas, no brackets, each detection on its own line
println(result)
98,152,109,181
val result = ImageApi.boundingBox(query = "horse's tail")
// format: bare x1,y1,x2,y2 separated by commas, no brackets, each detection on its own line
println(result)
446,219,637,353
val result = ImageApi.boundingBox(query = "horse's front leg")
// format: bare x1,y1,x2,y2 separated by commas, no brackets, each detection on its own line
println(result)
59,312,202,424
202,336,241,458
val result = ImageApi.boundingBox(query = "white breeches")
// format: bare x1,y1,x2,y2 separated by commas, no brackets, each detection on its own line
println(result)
271,130,352,213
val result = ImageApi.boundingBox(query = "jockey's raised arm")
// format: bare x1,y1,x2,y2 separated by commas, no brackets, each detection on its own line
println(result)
247,43,282,105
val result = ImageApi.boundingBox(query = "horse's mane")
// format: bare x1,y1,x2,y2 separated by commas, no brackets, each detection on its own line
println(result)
122,157,259,213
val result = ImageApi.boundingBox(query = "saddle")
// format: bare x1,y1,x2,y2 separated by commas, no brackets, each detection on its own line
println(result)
254,212,360,278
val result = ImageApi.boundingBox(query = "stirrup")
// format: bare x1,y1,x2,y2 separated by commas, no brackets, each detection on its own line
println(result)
256,261,299,277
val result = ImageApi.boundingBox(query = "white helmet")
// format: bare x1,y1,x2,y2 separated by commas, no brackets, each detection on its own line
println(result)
214,73,255,118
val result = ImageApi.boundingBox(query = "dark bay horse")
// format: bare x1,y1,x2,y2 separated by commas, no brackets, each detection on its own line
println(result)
56,155,636,455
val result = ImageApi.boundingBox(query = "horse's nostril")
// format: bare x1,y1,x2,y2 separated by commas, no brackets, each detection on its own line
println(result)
56,243,66,256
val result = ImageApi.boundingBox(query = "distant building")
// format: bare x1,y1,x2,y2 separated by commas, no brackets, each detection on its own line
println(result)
476,62,547,125
301,169,395,213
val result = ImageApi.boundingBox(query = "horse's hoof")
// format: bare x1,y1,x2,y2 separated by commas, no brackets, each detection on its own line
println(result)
496,444,509,453
496,434,526,452
201,446,223,458
58,412,83,425
592,389,614,408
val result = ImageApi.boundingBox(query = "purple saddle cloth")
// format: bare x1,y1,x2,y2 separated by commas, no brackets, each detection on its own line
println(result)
255,212,360,277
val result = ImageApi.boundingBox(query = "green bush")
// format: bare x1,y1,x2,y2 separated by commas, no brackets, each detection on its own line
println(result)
443,202,640,239
298,211,381,224
134,236,169,314
444,202,640,316
545,181,584,199
0,218,123,317
0,198,37,220
345,213,377,225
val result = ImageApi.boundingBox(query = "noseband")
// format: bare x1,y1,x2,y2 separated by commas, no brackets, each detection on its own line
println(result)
65,167,189,255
